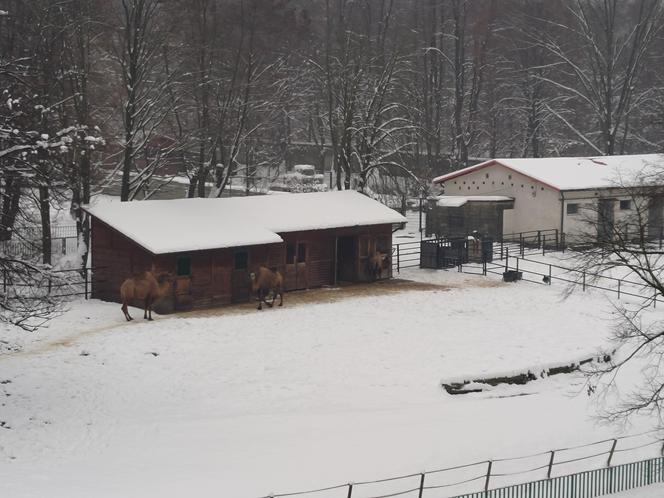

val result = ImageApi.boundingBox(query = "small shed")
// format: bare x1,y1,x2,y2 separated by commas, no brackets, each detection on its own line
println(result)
426,195,514,239
83,190,406,312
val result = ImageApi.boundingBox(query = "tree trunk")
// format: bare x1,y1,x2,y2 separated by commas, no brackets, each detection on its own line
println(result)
39,185,52,265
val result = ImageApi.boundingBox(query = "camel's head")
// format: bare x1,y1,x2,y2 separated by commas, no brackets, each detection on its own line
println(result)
156,272,175,285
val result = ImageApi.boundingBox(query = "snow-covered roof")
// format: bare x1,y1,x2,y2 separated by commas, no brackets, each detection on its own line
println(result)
83,190,406,254
433,154,664,191
436,195,513,208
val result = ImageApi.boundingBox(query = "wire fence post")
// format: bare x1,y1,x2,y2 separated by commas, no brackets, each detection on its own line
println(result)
547,450,555,479
418,473,425,498
347,483,353,498
397,245,400,273
548,264,552,285
85,268,89,300
582,271,586,292
607,439,618,467
505,248,509,272
562,232,566,253
485,460,493,493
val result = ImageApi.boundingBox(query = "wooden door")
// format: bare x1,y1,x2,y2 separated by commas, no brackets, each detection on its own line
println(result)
231,250,250,303
285,241,307,290
598,199,615,242
336,236,357,282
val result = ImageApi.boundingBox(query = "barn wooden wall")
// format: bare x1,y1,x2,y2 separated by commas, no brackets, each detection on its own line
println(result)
90,219,393,313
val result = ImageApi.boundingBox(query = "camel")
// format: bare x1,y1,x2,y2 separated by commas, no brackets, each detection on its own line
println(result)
367,251,390,280
120,271,173,321
249,266,284,310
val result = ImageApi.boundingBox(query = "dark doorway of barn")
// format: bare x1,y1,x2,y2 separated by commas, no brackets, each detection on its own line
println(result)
231,250,250,303
285,242,308,290
336,236,357,282
173,255,193,310
598,199,615,242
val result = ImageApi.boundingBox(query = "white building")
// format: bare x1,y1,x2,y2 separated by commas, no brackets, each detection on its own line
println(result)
432,154,664,242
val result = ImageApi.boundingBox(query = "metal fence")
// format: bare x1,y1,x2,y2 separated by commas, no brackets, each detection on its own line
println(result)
455,457,663,498
2,266,105,300
260,431,663,498
486,252,656,304
0,225,79,260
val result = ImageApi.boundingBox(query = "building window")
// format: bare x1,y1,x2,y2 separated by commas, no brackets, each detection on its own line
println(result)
485,173,489,179
620,200,632,210
567,203,579,215
508,174,512,180
176,255,191,276
234,251,248,270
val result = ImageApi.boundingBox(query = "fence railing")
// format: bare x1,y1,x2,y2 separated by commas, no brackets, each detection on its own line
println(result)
0,225,79,260
2,266,105,300
487,251,656,304
454,457,664,498
392,230,565,274
260,431,663,498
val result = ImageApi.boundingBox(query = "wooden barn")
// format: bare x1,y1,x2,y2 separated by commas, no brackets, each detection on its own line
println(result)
83,190,406,312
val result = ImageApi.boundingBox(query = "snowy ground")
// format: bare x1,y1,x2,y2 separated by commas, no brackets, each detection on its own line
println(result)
0,268,662,498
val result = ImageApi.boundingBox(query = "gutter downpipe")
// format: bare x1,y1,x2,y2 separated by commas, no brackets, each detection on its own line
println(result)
560,191,565,237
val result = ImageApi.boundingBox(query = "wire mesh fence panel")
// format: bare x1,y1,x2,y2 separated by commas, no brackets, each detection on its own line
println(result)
450,457,664,498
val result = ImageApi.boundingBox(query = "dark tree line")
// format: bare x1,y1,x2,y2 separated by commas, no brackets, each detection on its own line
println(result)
2,0,664,249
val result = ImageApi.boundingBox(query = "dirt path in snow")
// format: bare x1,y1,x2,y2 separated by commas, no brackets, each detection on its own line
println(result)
4,276,501,357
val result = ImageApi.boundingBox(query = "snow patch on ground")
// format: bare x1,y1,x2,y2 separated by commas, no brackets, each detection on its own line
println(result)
0,268,662,498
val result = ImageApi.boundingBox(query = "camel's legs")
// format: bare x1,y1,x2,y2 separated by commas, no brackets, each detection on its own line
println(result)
145,297,154,320
257,289,264,310
278,290,283,307
121,303,133,321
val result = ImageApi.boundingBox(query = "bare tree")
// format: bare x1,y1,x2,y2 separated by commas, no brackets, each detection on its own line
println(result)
538,0,664,155
566,165,664,421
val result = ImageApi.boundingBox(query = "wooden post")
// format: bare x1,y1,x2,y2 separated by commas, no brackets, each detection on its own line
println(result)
418,473,425,498
607,439,618,467
547,450,555,479
548,264,552,285
347,483,353,498
516,257,519,274
484,461,493,492
397,245,400,273
505,248,509,272
562,233,566,253
85,268,89,300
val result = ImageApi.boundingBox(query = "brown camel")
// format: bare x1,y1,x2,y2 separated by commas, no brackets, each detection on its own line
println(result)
120,271,173,321
249,266,284,310
367,251,390,280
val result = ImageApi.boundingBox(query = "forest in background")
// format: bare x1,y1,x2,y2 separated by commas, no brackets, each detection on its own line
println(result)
1,0,664,267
